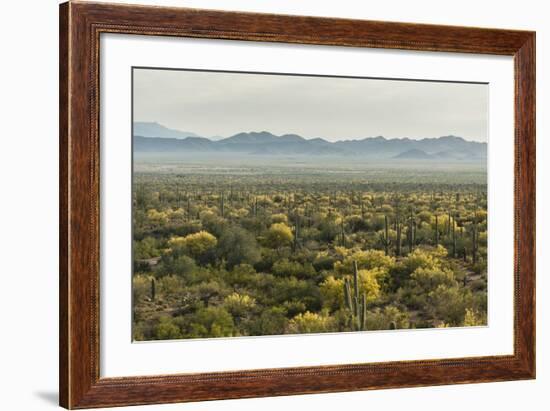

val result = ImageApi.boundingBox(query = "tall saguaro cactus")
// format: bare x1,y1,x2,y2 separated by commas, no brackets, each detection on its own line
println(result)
343,261,368,331
340,219,346,247
252,196,258,217
293,215,301,252
434,214,439,246
175,184,181,208
220,192,225,218
471,214,478,264
379,215,392,256
407,209,416,253
395,212,402,257
451,213,457,258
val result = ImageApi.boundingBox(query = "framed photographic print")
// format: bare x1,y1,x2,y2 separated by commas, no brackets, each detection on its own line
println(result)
59,1,535,409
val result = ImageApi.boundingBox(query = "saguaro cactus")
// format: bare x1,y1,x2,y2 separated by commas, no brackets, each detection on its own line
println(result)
150,278,156,301
175,184,181,208
287,195,293,215
340,219,346,247
434,214,439,246
395,213,402,257
471,217,478,264
252,196,258,217
220,192,225,218
293,215,301,252
452,213,457,258
343,261,368,331
379,215,392,256
407,209,416,253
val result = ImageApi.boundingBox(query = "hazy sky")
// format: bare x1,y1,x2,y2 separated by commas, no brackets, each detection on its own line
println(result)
133,68,488,142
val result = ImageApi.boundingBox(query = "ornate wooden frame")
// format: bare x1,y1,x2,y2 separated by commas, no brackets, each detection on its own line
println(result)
59,1,535,408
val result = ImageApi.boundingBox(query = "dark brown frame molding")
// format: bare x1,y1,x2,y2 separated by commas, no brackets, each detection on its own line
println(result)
59,1,535,408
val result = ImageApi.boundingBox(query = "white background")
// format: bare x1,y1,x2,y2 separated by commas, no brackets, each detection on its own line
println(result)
101,34,514,377
0,0,547,410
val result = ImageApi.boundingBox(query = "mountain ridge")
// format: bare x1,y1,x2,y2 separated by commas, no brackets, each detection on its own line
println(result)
133,128,486,161
134,122,200,139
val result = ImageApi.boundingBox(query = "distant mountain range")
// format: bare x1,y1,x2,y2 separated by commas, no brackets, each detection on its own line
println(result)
133,126,486,161
134,122,227,141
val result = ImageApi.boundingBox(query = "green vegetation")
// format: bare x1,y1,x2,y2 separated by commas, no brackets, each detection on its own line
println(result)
132,163,487,341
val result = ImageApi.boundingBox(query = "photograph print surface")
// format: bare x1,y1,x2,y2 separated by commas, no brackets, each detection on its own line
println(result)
132,68,488,341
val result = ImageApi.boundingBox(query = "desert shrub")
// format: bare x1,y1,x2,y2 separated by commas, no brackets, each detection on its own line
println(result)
193,279,232,303
271,213,288,224
246,306,288,336
265,223,293,249
218,226,261,268
429,285,473,326
401,248,441,273
272,259,316,279
287,311,334,334
147,209,169,225
134,236,161,259
368,214,386,231
223,292,256,317
205,212,230,237
318,220,340,243
132,274,152,302
398,266,461,313
389,247,448,289
471,290,488,315
353,269,382,305
187,306,235,338
313,253,336,271
154,316,182,340
171,221,202,237
156,275,185,298
335,249,395,273
157,254,197,279
471,261,487,275
271,277,321,312
463,308,486,326
469,278,487,292
238,216,265,234
319,276,345,311
169,231,217,256
345,215,369,232
365,306,410,330
281,300,306,317
417,210,433,224
410,267,456,291
223,264,260,288
132,322,147,341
